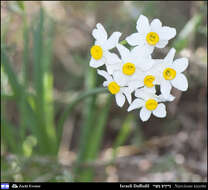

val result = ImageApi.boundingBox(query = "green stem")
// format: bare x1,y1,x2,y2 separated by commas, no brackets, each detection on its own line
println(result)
120,40,127,45
77,95,112,181
20,8,29,145
56,87,108,148
112,114,133,162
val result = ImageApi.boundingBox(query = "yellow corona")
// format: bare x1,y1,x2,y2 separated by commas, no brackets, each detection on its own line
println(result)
146,32,159,45
90,45,103,60
122,62,136,75
145,99,158,111
108,82,120,94
163,68,176,80
144,75,155,88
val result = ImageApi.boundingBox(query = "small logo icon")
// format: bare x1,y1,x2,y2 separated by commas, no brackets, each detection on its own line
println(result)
11,184,18,188
1,183,9,189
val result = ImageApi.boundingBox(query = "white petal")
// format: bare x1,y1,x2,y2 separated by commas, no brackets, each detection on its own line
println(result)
160,79,172,99
135,88,146,99
105,52,121,65
140,107,151,122
89,57,104,68
159,26,176,40
115,92,125,107
131,45,149,58
92,29,102,42
97,23,107,40
104,52,121,74
153,59,164,64
158,94,175,102
106,63,120,75
128,80,144,92
136,15,150,34
113,71,127,86
97,69,113,81
144,86,156,94
152,103,166,118
103,32,122,50
116,44,130,62
121,87,132,104
150,19,162,33
171,73,188,91
156,40,168,48
126,33,144,46
94,40,103,46
92,26,107,44
167,94,175,101
103,81,109,87
136,88,157,101
127,98,144,112
146,44,154,54
131,69,144,80
164,48,176,65
137,57,154,71
172,58,189,73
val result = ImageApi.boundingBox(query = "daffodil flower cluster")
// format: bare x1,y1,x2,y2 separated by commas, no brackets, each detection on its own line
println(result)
89,15,189,122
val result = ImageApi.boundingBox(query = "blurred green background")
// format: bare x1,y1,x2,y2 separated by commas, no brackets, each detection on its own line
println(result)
1,1,207,182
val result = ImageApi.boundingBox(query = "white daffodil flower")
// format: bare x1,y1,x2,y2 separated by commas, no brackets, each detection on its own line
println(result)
156,48,189,99
157,93,175,102
89,23,122,74
110,44,154,87
128,64,160,93
126,14,176,53
127,89,168,122
88,18,189,122
97,69,132,107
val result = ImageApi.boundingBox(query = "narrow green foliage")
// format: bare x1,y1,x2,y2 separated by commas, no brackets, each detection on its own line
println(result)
56,87,107,148
32,8,49,154
173,14,202,52
87,95,112,160
1,50,23,98
78,95,112,181
42,19,57,153
74,67,97,181
112,114,134,160
32,8,57,155
16,1,25,11
1,115,20,153
19,7,29,143
2,8,58,156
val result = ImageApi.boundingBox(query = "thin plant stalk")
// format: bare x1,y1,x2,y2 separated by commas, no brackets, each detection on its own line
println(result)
77,95,112,181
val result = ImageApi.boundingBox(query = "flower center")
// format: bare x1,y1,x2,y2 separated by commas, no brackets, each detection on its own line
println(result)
108,82,120,94
146,32,159,45
90,45,103,60
144,75,155,88
122,62,136,75
145,99,158,111
163,68,176,80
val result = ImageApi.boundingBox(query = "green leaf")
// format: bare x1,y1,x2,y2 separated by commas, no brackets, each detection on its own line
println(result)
74,67,97,181
1,49,22,98
42,19,57,153
1,117,20,153
19,9,29,143
17,1,25,11
56,87,107,146
32,8,55,155
78,95,112,181
112,114,134,160
173,14,202,52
